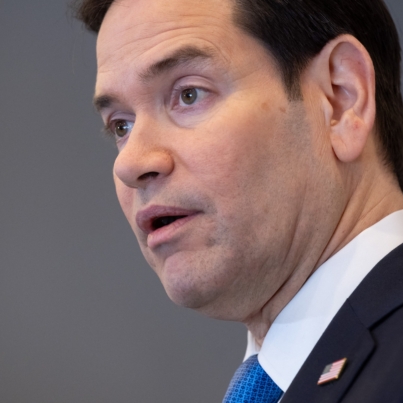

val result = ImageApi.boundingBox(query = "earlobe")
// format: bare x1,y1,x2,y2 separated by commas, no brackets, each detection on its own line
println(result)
310,35,376,163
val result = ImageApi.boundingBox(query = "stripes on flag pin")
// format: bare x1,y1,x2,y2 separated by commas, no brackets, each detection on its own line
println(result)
317,358,347,385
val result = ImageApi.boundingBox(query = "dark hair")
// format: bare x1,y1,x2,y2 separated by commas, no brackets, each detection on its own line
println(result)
73,0,114,33
74,0,403,189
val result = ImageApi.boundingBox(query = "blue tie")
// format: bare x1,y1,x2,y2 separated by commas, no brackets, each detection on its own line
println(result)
223,355,283,403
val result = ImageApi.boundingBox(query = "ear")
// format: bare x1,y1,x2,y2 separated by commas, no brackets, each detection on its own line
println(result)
307,35,376,163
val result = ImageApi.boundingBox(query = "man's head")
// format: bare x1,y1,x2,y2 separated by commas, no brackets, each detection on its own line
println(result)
76,0,403,331
77,0,403,189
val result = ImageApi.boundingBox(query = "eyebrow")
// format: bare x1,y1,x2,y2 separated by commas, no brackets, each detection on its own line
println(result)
93,45,217,113
139,45,216,82
93,94,119,112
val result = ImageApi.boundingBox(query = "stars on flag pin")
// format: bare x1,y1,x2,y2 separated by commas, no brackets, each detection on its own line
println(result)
317,358,348,385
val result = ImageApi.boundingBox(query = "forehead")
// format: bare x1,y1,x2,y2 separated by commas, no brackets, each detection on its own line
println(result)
96,0,239,79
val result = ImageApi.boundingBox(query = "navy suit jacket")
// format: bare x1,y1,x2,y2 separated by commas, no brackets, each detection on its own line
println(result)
282,243,403,403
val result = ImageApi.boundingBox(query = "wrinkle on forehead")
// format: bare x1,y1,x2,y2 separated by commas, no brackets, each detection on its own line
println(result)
94,0,278,106
97,0,235,65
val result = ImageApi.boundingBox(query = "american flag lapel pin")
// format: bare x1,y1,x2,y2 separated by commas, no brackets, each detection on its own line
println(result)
317,358,348,385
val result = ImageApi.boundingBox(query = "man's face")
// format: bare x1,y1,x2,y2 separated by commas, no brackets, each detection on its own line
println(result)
95,0,338,320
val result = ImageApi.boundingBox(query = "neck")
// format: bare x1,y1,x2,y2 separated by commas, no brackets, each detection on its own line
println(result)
245,169,403,345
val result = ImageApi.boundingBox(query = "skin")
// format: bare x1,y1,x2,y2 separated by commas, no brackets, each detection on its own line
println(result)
95,0,403,343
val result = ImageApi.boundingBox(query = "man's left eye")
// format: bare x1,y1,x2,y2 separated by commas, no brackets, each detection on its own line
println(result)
179,88,207,106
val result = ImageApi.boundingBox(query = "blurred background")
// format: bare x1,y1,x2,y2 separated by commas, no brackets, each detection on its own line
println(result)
0,1,402,402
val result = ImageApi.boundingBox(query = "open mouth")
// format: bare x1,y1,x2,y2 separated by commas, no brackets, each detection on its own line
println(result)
152,215,187,231
136,206,200,236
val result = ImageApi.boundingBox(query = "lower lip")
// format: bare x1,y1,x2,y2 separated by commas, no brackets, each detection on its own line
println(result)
147,214,199,249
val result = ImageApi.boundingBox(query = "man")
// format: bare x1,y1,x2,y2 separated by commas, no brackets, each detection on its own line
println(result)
75,0,403,401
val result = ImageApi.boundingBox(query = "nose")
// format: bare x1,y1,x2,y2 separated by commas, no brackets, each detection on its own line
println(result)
113,126,174,189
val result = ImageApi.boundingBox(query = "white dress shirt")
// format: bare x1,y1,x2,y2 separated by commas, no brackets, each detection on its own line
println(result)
244,210,403,393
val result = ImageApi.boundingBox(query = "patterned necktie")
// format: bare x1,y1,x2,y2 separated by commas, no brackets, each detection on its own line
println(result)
223,355,283,403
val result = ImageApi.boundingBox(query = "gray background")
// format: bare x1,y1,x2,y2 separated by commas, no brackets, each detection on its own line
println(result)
0,1,402,402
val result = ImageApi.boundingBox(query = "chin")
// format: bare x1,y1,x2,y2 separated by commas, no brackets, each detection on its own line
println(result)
154,249,244,318
161,274,243,321
162,274,213,309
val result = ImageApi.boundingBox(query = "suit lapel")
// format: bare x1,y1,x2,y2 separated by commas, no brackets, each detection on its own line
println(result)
282,243,403,403
281,301,374,403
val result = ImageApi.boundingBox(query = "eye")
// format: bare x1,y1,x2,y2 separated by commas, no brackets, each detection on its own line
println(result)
180,88,198,105
178,87,210,107
110,119,134,138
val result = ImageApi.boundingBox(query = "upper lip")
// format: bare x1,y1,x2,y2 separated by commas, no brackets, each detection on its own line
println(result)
136,205,200,235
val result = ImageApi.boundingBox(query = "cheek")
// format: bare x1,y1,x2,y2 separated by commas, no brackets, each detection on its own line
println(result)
178,113,279,202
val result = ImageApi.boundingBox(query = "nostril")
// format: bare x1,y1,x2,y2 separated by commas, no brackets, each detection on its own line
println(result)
138,172,159,181
114,148,174,189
